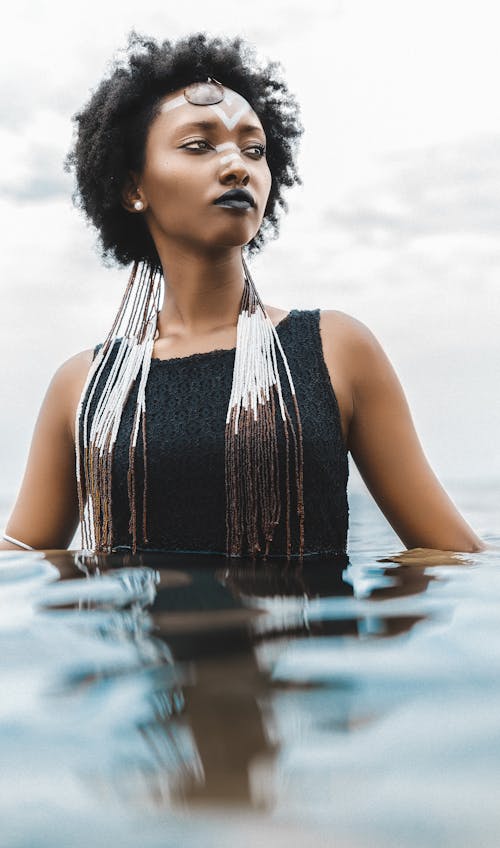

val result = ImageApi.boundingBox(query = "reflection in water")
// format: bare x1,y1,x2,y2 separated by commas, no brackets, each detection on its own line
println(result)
44,551,430,811
0,543,499,846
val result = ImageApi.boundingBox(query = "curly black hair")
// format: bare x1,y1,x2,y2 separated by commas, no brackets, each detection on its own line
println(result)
65,31,303,267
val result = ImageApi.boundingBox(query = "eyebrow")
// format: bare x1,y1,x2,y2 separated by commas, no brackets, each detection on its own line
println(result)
174,119,266,136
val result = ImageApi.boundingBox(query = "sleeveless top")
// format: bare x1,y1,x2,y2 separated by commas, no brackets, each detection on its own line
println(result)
84,309,349,557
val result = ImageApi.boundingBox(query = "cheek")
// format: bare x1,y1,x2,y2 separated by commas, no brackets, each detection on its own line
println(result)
260,168,272,211
262,162,272,192
142,140,196,197
143,157,186,203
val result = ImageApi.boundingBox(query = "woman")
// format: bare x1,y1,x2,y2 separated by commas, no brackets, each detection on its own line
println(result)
0,33,486,559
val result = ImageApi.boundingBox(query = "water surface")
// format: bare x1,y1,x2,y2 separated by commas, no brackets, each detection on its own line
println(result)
1,485,499,848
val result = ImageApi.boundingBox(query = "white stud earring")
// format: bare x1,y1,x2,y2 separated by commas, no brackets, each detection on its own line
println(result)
134,200,144,211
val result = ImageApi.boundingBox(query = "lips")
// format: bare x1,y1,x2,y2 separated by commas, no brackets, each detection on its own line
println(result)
214,188,255,209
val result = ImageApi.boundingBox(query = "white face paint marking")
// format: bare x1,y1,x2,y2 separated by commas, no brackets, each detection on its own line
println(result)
160,89,260,169
220,152,242,165
214,141,238,153
161,94,186,113
214,141,243,166
208,91,251,131
161,87,253,132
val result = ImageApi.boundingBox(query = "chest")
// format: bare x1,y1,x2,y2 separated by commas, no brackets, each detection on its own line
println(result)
112,350,345,481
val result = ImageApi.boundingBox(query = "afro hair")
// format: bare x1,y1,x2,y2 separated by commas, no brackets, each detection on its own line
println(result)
65,31,304,267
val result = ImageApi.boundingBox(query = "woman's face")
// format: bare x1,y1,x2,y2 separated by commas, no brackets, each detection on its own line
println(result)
134,84,272,253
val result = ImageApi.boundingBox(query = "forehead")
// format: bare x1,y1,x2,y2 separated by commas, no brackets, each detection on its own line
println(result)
158,84,265,135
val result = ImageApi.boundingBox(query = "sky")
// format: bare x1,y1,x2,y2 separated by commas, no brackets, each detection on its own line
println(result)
0,0,499,515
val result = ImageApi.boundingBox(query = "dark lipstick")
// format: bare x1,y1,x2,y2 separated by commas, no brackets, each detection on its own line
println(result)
214,188,255,209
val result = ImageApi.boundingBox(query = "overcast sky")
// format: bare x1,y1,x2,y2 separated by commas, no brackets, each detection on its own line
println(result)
1,0,499,513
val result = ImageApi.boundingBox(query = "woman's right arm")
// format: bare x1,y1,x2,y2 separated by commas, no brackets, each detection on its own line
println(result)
0,349,94,551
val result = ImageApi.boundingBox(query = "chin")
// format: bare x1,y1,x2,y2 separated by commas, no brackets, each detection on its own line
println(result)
212,224,260,248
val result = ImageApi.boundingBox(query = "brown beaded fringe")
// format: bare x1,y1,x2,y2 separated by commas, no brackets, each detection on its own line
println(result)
77,260,159,555
224,260,305,561
224,389,305,561
77,257,305,560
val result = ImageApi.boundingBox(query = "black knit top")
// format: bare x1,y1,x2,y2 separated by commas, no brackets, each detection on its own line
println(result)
85,309,349,557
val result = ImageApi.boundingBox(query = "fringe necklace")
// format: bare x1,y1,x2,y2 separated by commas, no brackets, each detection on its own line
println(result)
75,254,304,560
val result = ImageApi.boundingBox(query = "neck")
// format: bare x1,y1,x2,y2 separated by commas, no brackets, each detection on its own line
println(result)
155,241,247,339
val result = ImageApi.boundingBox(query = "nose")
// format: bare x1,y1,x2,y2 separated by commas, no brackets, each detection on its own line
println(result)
219,153,250,187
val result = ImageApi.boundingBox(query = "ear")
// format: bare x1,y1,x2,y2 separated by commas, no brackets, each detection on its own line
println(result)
121,172,147,213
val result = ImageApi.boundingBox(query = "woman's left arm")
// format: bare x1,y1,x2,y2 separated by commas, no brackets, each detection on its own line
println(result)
331,313,487,553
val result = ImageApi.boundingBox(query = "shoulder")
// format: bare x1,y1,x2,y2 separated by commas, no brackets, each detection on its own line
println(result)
318,309,383,374
319,311,405,420
306,310,379,447
318,309,394,420
50,348,96,394
319,309,379,347
317,310,405,453
54,347,96,377
46,348,98,442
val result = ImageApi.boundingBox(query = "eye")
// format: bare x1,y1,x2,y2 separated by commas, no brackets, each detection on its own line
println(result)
182,139,212,152
246,144,266,158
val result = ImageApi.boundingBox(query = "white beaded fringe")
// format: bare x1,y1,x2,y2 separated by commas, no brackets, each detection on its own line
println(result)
76,253,302,557
75,262,162,552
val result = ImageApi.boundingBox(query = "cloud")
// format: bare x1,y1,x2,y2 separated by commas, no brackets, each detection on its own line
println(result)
0,109,72,201
0,143,70,202
325,133,500,247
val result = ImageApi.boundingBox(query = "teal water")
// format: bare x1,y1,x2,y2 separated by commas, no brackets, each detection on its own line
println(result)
0,483,499,848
